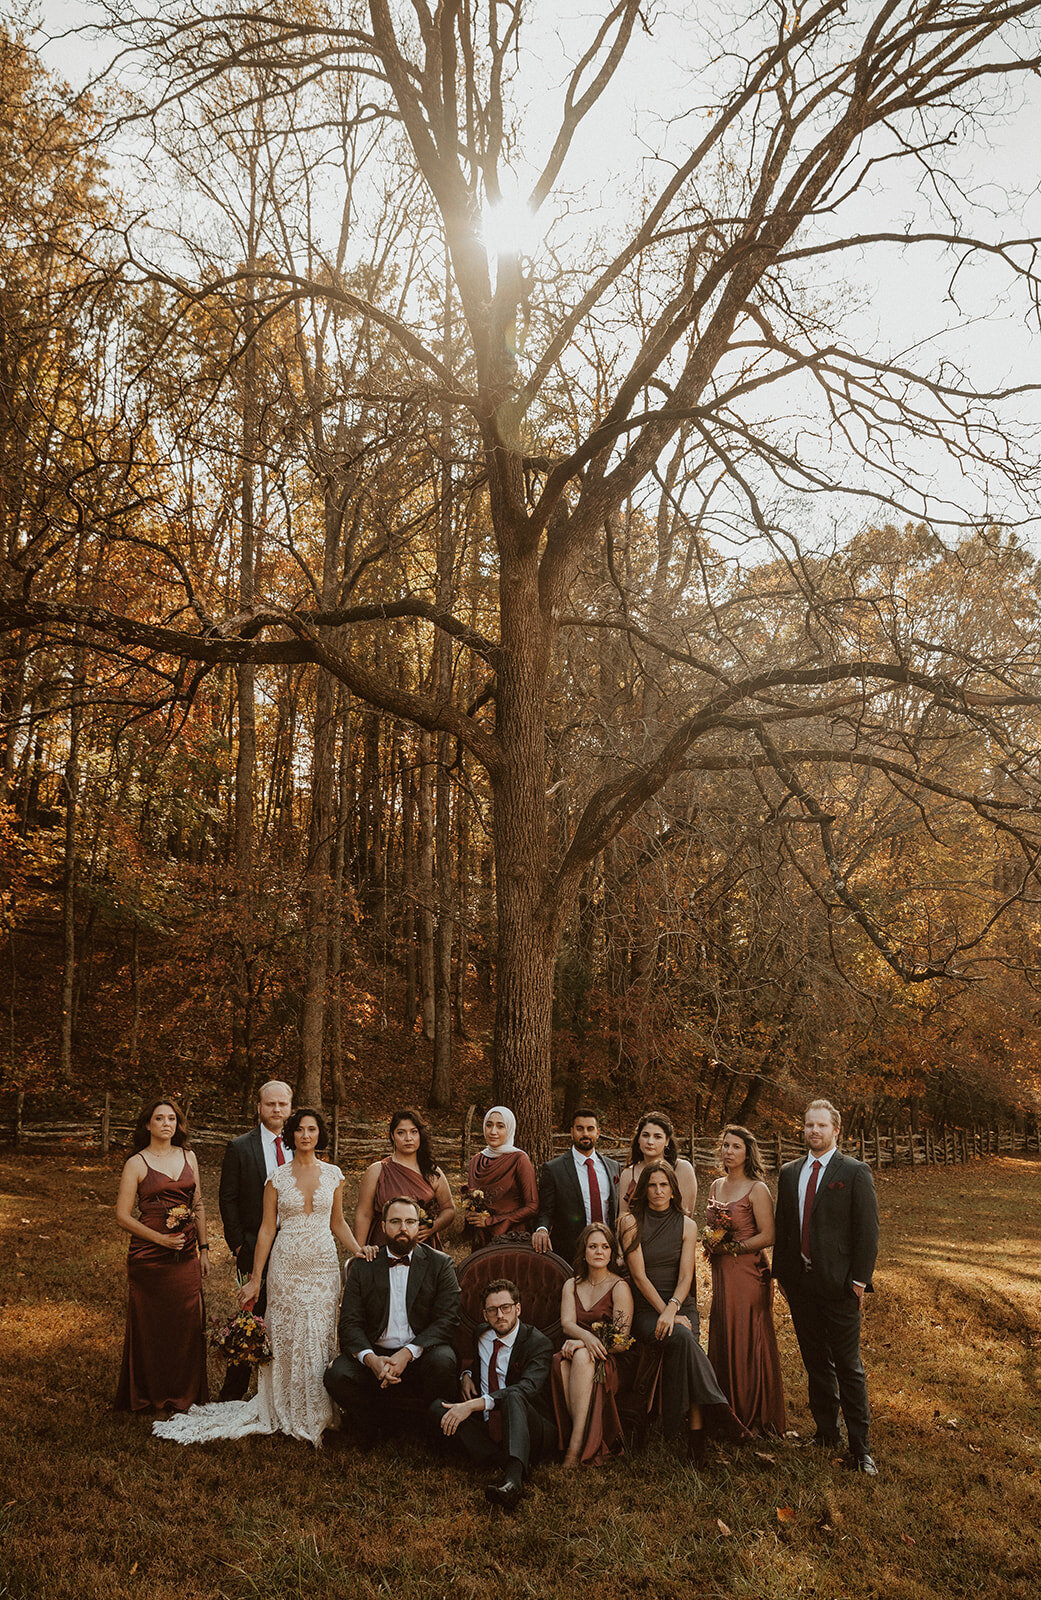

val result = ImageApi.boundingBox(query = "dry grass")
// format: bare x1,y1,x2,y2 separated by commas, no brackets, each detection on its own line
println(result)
1,1150,1039,1600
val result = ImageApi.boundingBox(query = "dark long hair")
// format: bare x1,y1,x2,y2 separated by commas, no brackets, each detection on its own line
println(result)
717,1123,766,1181
283,1107,330,1152
628,1110,678,1168
572,1222,621,1282
623,1160,682,1257
389,1107,439,1182
132,1098,189,1151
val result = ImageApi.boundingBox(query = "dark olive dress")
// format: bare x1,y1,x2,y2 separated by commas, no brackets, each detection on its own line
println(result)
706,1193,786,1434
114,1158,208,1413
630,1209,735,1439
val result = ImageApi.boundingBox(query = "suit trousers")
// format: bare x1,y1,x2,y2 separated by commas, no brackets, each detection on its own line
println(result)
324,1343,458,1432
430,1390,556,1474
785,1273,870,1455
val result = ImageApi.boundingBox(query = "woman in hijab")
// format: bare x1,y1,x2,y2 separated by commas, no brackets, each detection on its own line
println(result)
464,1106,538,1247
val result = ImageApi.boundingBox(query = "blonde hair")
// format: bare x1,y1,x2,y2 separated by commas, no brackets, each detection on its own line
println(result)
806,1098,841,1132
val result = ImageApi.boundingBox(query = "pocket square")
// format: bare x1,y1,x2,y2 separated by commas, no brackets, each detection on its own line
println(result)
827,1180,846,1191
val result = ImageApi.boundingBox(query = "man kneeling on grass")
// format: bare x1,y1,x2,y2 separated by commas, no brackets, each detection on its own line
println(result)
431,1278,555,1510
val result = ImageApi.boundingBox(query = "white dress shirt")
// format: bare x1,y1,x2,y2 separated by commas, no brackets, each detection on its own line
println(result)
476,1321,520,1416
571,1146,610,1222
260,1124,291,1179
358,1250,423,1364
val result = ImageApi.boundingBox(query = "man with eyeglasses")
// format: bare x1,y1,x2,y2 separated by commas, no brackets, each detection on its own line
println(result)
432,1278,554,1509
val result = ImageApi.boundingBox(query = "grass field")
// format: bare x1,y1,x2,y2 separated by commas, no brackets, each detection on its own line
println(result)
1,1149,1039,1600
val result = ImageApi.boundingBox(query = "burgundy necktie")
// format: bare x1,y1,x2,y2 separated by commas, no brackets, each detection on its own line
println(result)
585,1158,604,1222
487,1337,505,1443
801,1159,821,1261
275,1135,286,1167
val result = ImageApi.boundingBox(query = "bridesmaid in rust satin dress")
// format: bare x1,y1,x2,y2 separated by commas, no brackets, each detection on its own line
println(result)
353,1108,456,1249
465,1106,538,1247
114,1098,209,1414
705,1124,786,1435
551,1223,633,1466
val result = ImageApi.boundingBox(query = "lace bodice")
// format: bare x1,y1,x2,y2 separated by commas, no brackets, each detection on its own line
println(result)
270,1160,343,1229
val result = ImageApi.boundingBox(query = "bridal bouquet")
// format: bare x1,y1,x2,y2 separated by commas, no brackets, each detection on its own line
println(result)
461,1186,491,1227
210,1308,273,1367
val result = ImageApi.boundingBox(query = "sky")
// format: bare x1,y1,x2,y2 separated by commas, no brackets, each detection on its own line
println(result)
29,0,1041,546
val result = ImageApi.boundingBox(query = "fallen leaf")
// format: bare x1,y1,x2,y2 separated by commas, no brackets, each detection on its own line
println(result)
777,1507,796,1524
717,1519,733,1537
901,1535,916,1547
754,1450,777,1464
129,1563,138,1575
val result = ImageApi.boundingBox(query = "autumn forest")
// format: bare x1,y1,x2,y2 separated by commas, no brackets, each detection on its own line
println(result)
4,2,1041,1158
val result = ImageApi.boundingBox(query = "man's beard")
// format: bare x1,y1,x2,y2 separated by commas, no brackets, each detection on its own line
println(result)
574,1137,596,1152
387,1234,412,1256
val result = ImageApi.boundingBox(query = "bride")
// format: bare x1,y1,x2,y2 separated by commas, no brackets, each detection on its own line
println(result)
154,1107,370,1448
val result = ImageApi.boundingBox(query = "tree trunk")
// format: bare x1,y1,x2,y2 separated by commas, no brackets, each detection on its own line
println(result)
417,729,436,1042
491,549,554,1165
59,646,85,1083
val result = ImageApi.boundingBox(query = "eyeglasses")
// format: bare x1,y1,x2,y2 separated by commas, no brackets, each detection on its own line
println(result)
485,1302,518,1316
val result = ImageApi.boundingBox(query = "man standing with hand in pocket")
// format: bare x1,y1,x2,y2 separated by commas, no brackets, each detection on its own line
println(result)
773,1098,879,1475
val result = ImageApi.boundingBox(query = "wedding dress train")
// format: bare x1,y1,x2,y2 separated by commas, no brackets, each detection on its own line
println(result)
153,1161,342,1447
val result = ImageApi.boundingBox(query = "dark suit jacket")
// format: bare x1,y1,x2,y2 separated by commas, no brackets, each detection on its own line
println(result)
535,1150,620,1265
462,1321,553,1417
773,1149,879,1299
338,1244,461,1357
219,1127,268,1275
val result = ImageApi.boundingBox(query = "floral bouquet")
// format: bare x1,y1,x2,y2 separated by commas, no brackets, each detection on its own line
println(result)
461,1186,491,1227
165,1201,197,1250
209,1307,273,1367
590,1313,634,1383
701,1216,739,1260
418,1202,440,1235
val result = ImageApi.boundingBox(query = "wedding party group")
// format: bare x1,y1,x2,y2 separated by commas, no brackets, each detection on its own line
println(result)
113,1086,880,1506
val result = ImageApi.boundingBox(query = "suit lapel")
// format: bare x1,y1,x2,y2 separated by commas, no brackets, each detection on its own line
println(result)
811,1150,843,1215
248,1127,267,1190
372,1251,392,1330
405,1246,426,1323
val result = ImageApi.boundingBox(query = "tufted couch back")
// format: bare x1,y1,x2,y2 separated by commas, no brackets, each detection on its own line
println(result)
457,1243,573,1348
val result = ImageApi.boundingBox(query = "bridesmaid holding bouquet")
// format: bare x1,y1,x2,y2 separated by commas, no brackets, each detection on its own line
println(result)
113,1098,209,1414
704,1124,786,1435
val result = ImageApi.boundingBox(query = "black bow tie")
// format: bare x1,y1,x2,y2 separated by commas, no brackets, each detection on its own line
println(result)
389,1256,411,1267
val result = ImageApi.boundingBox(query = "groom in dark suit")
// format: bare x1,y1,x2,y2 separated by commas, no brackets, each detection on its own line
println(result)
773,1098,880,1474
324,1196,460,1441
432,1278,554,1509
532,1108,619,1262
217,1079,293,1400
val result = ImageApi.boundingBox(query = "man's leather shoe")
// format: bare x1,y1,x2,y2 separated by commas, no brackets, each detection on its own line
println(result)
485,1472,523,1510
851,1453,878,1476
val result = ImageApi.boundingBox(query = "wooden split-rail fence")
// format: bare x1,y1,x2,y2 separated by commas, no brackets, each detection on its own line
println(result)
3,1092,1039,1175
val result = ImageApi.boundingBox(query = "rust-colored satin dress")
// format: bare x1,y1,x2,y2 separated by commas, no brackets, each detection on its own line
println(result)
550,1286,625,1465
366,1158,445,1248
705,1193,786,1435
114,1158,208,1413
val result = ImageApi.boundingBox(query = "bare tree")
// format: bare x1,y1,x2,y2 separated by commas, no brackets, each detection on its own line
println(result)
10,0,1041,1153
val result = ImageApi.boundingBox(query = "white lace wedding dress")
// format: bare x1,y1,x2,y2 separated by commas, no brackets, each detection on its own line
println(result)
154,1161,342,1448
